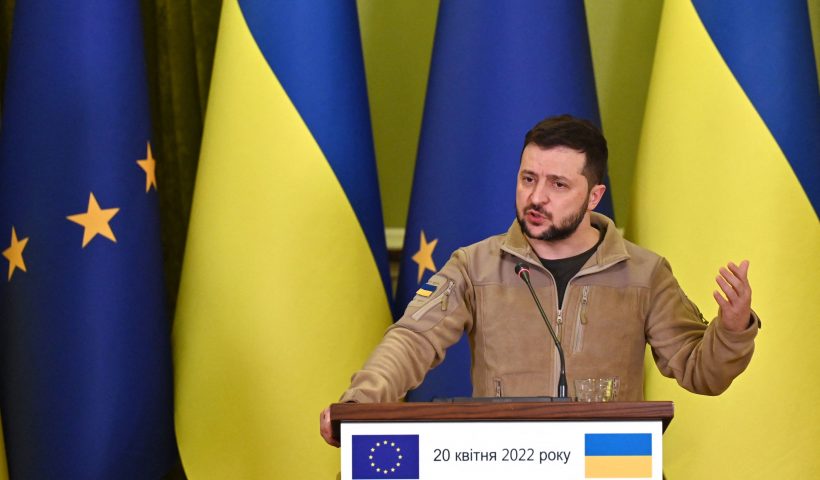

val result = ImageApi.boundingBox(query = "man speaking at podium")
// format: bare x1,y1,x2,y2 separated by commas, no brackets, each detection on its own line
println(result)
320,115,759,446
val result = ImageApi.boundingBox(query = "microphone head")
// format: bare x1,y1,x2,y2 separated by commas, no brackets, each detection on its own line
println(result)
514,263,530,280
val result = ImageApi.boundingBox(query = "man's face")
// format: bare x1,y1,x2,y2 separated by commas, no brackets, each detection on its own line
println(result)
515,144,595,242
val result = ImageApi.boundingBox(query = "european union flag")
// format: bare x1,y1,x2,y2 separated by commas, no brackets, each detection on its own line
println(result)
0,1,174,478
352,435,420,479
397,1,613,401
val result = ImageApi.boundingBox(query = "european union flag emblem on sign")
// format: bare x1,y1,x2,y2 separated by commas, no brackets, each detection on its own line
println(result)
352,435,420,479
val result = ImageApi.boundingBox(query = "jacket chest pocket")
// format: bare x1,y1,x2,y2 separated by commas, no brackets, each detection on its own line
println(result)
475,284,555,373
569,285,645,356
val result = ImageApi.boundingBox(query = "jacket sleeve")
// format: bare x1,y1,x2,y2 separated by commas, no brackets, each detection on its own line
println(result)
339,249,475,403
645,257,759,395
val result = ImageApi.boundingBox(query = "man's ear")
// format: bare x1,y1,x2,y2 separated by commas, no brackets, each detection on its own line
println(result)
587,184,606,211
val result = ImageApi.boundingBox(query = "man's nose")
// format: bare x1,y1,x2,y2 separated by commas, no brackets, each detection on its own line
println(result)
530,183,549,205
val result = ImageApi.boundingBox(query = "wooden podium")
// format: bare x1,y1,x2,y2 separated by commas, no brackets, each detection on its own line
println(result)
331,401,673,479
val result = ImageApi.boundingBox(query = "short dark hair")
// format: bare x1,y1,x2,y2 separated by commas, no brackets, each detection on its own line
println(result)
522,114,608,187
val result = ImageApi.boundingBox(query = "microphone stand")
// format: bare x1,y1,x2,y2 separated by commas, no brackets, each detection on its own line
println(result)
516,263,568,399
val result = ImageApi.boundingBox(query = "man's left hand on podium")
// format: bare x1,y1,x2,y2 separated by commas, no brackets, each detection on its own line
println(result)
320,406,340,447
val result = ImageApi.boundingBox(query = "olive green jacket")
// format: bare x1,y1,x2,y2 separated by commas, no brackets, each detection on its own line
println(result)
341,213,758,402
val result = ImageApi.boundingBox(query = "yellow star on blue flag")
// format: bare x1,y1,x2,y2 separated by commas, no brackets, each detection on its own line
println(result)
411,230,437,284
3,226,29,281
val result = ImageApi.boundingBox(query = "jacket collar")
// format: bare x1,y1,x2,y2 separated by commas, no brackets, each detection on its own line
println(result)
500,212,630,273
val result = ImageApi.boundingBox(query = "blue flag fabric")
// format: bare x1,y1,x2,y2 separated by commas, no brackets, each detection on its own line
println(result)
0,1,175,478
396,1,611,401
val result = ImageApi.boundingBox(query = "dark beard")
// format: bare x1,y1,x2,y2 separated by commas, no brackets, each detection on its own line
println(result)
517,200,587,242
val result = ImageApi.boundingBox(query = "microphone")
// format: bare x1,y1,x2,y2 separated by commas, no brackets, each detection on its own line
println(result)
515,262,568,398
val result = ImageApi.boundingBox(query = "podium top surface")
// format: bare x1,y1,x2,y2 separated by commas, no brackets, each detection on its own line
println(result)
331,400,674,435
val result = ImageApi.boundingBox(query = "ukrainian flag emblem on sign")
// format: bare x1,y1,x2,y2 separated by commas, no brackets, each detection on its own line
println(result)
585,433,652,478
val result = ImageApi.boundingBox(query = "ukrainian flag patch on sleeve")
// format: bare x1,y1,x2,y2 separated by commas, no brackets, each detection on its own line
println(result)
407,274,448,308
415,282,437,297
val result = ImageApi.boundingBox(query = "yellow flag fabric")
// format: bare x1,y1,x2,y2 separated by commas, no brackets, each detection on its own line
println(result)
173,0,392,477
631,1,820,478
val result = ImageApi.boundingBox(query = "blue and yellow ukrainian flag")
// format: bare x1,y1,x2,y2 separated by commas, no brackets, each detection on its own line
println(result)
584,433,652,478
397,1,614,401
0,1,175,478
173,0,392,477
632,1,820,478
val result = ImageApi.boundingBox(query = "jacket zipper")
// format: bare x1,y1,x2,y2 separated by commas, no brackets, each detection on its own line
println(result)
539,268,562,392
556,309,563,342
410,280,455,321
521,261,586,391
573,285,590,352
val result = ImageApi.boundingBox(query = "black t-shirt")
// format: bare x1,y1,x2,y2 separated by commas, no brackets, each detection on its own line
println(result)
539,229,604,308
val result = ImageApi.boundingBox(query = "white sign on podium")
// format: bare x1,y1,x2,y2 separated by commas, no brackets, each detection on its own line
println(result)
341,420,663,480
